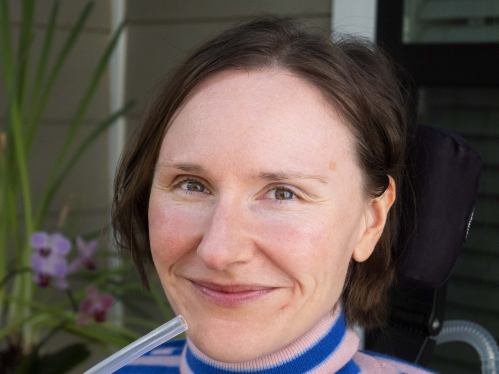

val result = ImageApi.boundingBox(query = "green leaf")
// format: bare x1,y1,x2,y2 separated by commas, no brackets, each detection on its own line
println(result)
15,0,35,112
100,321,141,341
52,19,126,173
1,293,134,348
26,1,94,154
0,267,32,289
34,19,127,229
0,0,15,93
29,0,59,119
10,100,33,238
0,293,75,322
0,311,43,340
36,101,135,227
8,92,34,352
24,0,59,156
123,316,160,330
65,323,133,348
59,327,112,355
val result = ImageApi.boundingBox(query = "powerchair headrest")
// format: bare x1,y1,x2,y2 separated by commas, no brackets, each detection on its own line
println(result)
396,125,482,289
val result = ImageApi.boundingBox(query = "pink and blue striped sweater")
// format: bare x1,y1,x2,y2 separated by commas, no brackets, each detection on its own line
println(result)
115,305,438,374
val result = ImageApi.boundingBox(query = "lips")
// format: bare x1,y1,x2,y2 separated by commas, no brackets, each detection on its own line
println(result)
188,279,277,307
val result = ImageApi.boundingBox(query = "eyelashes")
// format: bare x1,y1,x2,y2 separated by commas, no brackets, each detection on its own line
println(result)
171,177,300,205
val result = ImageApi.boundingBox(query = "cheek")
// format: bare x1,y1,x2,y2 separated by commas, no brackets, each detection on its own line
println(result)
251,210,349,286
148,198,204,268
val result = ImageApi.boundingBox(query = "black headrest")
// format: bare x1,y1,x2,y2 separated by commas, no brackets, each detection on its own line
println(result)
396,125,482,289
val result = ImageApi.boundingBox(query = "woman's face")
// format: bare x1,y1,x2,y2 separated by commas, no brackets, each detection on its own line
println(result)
149,69,382,362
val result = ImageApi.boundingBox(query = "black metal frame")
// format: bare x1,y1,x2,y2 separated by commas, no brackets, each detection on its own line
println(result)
364,1,496,366
365,285,447,366
376,0,499,87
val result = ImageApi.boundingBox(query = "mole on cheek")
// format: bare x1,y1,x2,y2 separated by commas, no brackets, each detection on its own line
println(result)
329,161,336,171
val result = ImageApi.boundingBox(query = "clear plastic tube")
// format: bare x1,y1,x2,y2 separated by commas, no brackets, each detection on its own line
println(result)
434,320,499,374
83,315,188,374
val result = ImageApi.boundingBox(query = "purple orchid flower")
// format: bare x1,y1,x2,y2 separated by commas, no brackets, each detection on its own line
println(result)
76,285,115,326
67,236,98,274
30,231,71,289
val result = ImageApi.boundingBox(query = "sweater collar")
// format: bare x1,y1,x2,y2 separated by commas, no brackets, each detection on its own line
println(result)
179,303,360,374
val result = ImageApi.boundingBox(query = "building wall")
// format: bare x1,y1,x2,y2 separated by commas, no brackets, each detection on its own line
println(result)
124,0,332,134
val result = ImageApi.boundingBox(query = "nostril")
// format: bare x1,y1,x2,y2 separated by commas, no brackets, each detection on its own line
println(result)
197,249,231,271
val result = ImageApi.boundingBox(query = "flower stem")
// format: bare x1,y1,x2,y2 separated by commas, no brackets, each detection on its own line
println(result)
66,289,78,313
0,267,32,290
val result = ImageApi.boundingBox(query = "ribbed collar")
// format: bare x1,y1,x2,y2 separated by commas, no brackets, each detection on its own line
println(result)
179,303,360,374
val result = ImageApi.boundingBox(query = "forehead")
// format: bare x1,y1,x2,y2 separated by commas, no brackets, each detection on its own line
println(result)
159,69,357,180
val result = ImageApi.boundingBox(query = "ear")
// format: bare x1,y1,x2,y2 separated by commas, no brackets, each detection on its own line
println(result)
352,175,397,263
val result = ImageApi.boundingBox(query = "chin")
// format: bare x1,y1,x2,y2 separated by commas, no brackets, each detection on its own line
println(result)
188,330,273,363
186,315,287,363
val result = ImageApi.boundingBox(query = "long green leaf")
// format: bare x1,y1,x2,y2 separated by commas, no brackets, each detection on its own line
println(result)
0,311,42,340
29,313,133,349
9,99,35,353
68,326,132,349
10,102,33,236
35,101,134,228
6,185,21,253
1,293,74,321
123,316,160,330
23,312,111,355
0,0,15,93
0,293,135,348
16,0,35,112
0,267,32,290
100,320,141,341
26,1,94,155
0,179,6,328
51,19,126,174
4,6,35,351
26,0,59,144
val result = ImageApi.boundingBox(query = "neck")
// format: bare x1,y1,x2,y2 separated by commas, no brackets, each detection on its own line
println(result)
179,304,360,374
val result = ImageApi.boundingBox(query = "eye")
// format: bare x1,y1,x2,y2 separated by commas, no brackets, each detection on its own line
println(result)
172,177,300,204
264,186,299,204
173,177,211,195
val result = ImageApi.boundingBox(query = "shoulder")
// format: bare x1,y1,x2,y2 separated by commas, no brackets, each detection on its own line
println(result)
113,339,186,374
353,350,440,374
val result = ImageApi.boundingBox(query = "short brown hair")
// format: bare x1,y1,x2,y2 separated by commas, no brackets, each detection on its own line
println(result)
112,15,410,329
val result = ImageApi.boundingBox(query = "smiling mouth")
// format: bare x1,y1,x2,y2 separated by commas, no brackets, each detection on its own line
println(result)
188,279,277,307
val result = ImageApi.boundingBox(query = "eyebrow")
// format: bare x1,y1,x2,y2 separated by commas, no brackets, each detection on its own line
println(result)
155,162,329,184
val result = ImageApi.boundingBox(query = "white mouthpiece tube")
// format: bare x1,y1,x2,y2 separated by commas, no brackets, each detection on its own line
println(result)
83,315,188,374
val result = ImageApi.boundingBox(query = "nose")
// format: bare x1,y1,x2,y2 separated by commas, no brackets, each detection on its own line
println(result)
196,198,254,271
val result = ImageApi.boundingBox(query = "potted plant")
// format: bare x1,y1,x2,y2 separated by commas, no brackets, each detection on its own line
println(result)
0,1,173,372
